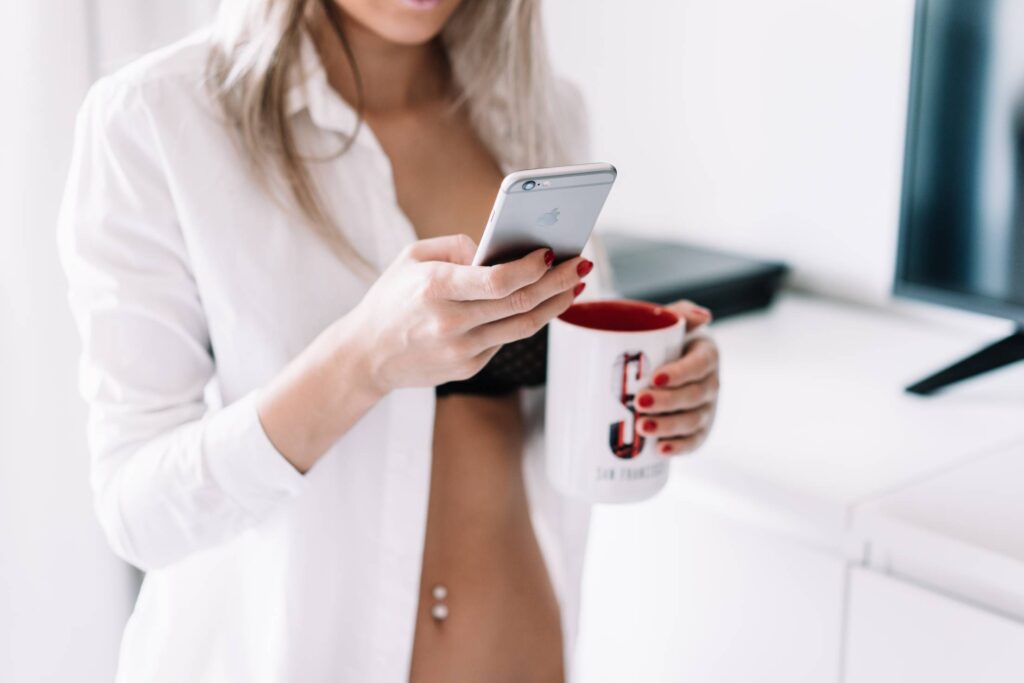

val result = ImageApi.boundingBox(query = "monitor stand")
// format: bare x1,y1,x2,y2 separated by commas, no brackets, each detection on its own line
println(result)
906,328,1024,395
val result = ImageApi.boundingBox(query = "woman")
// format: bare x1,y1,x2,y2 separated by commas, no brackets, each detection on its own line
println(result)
57,0,720,680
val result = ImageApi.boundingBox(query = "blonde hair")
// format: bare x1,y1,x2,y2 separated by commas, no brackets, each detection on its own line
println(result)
205,0,567,283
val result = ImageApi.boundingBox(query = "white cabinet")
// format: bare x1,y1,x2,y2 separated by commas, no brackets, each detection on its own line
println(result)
576,494,845,683
844,568,1024,683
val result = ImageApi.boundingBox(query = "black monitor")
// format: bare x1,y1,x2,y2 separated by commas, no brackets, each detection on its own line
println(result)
895,0,1024,394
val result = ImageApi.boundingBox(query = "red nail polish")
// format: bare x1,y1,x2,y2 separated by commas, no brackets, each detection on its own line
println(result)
653,373,669,387
576,259,593,277
643,419,657,431
544,249,555,267
660,443,673,454
573,282,586,297
637,394,654,408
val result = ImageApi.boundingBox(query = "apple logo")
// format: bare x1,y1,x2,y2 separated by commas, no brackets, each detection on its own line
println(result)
536,208,560,227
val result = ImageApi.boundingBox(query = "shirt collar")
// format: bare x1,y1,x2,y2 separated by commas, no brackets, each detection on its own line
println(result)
284,27,361,136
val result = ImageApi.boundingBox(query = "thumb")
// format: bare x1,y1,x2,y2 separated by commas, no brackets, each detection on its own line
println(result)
665,299,713,331
404,233,478,266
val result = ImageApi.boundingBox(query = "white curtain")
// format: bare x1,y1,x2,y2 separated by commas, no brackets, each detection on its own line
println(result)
0,3,216,682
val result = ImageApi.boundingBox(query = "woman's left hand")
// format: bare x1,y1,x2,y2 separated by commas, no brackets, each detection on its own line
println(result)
634,300,720,457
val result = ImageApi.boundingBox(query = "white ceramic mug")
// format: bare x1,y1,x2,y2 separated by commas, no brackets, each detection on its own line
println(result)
545,299,686,503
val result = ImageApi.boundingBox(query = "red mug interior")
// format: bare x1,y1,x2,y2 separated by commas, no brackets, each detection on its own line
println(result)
558,299,679,332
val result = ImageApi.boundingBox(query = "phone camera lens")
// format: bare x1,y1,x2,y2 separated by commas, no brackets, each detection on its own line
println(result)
523,180,536,191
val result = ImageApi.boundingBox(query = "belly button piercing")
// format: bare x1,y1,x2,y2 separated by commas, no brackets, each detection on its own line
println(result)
430,584,448,622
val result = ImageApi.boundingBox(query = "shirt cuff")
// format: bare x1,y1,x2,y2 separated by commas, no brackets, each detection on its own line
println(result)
201,388,307,517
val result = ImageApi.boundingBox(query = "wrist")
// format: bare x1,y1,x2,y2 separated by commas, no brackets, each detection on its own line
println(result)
325,313,389,404
256,311,390,473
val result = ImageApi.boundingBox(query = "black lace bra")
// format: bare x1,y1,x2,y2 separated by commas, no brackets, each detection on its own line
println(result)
435,325,549,397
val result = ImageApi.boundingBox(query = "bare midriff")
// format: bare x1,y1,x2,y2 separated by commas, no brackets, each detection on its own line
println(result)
408,392,564,682
319,33,567,673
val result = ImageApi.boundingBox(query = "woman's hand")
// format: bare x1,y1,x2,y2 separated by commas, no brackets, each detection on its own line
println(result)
344,233,591,396
259,233,591,472
633,300,720,456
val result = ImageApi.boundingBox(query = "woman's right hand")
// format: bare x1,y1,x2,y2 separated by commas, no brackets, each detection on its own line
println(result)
258,233,591,472
344,233,592,396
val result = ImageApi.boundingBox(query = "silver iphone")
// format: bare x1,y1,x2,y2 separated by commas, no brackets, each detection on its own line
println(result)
472,162,617,267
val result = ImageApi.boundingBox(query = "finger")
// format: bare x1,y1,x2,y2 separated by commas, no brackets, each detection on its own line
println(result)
468,286,577,348
635,372,719,414
463,255,589,325
655,429,710,456
649,337,719,388
405,233,478,265
432,247,555,301
636,403,714,439
664,300,713,331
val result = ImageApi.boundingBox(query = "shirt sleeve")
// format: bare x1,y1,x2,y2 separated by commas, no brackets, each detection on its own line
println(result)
56,76,307,571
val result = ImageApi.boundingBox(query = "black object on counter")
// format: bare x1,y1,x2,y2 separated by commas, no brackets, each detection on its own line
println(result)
599,231,788,321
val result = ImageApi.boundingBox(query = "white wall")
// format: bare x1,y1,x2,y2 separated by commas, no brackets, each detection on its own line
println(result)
93,0,219,74
544,0,917,303
0,4,214,682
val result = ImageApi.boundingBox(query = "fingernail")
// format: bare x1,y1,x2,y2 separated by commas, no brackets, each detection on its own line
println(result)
660,443,673,454
637,393,654,408
576,259,593,277
544,249,555,267
697,307,712,320
642,419,658,432
573,282,586,297
653,373,669,387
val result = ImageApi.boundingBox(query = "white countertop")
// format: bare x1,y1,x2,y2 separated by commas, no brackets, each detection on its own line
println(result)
665,291,1024,550
854,440,1024,621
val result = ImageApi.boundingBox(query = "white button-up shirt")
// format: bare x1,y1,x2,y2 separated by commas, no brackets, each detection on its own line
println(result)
58,26,610,682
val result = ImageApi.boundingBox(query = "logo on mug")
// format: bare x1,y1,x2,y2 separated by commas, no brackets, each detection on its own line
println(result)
608,350,648,459
536,208,560,227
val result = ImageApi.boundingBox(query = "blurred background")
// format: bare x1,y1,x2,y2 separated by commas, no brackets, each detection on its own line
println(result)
3,1,1024,682
2,3,219,681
